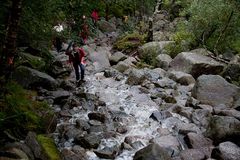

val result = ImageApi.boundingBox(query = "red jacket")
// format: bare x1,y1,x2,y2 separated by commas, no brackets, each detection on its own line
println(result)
66,48,85,64
91,11,99,21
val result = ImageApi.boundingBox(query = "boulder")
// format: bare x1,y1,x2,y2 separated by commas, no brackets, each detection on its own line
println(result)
192,75,240,108
169,52,225,78
13,66,58,90
94,146,119,159
156,54,173,70
74,133,101,149
126,68,146,85
138,41,174,59
133,143,171,160
184,133,213,149
109,51,127,65
168,71,195,85
212,141,240,160
143,68,166,82
223,62,240,84
204,115,240,144
180,149,206,160
113,57,136,73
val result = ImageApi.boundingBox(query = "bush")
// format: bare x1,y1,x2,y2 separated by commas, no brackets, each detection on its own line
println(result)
0,82,53,140
165,30,195,57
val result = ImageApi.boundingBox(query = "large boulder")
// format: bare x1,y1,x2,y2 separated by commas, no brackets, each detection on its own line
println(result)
138,41,174,59
168,71,195,85
87,47,111,72
113,57,137,73
204,115,240,144
212,141,240,160
192,75,240,108
13,66,58,90
156,54,173,70
133,143,171,160
169,52,225,78
109,51,127,65
126,68,146,85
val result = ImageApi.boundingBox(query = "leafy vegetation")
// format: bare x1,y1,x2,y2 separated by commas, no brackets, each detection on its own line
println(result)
162,0,240,56
0,82,53,142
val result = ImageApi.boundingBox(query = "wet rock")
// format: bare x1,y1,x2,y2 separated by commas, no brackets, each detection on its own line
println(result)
131,141,145,150
121,142,133,150
60,80,75,91
153,135,181,156
150,110,172,122
154,77,176,89
184,133,213,149
163,95,177,104
133,143,171,160
185,97,200,108
156,54,173,70
192,75,240,108
126,68,146,85
88,125,107,133
104,68,121,78
168,71,195,85
169,52,225,78
109,51,127,65
12,66,58,90
64,127,83,140
204,115,240,145
212,141,240,160
74,133,101,149
94,146,119,159
25,132,42,159
49,90,71,104
88,120,103,126
88,112,106,123
178,123,201,134
157,127,171,136
180,149,206,160
61,148,86,160
192,109,212,129
144,68,166,82
116,126,128,134
76,119,90,131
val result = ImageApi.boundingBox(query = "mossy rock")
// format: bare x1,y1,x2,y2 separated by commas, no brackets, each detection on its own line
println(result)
18,52,46,71
37,135,61,160
113,32,146,54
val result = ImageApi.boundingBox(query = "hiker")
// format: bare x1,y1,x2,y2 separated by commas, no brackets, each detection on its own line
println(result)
91,9,99,27
79,15,89,44
65,43,85,83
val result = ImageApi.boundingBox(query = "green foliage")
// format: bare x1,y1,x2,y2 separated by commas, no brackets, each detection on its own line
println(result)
0,82,52,137
113,32,146,53
37,135,61,160
165,30,195,57
178,0,240,55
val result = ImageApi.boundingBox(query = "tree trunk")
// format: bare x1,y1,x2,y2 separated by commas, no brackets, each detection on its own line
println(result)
1,0,23,79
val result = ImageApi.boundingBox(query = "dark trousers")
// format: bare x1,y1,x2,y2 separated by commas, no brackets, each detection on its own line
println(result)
73,63,85,80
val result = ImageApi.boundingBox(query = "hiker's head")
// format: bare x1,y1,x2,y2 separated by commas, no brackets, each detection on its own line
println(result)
73,43,78,51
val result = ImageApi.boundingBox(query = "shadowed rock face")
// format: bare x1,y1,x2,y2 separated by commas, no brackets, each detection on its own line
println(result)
169,52,225,78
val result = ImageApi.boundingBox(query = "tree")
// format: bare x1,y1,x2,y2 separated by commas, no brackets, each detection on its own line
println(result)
1,0,23,80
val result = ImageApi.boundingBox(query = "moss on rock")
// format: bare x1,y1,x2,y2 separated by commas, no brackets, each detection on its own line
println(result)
37,135,61,160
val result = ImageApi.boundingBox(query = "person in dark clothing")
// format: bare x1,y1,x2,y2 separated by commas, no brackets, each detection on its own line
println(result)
65,43,85,82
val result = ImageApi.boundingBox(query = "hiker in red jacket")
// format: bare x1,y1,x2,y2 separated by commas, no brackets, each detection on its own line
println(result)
91,9,99,27
65,43,85,82
80,15,89,44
